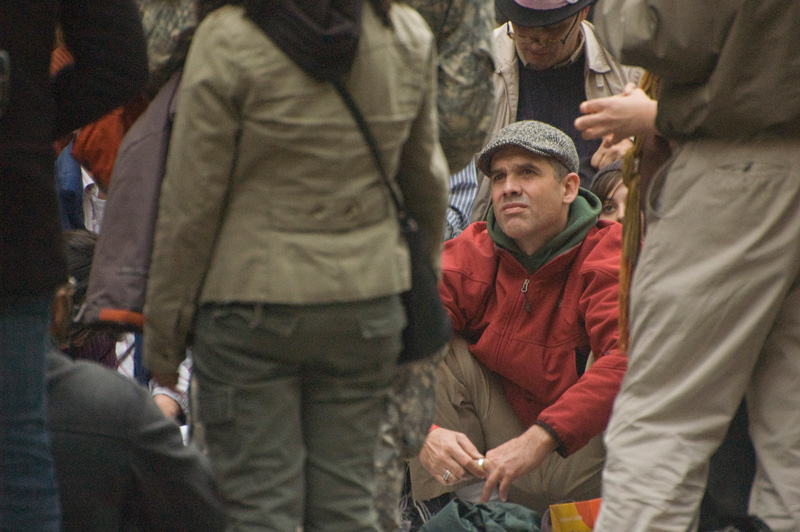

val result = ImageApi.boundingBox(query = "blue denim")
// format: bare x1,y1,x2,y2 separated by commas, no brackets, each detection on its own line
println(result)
54,140,85,231
0,295,61,532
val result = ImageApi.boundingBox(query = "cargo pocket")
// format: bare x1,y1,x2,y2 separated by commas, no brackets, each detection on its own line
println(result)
191,383,236,454
355,295,406,365
355,295,406,339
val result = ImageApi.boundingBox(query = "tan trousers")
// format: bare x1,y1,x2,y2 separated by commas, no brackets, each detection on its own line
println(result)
408,338,605,515
596,137,800,532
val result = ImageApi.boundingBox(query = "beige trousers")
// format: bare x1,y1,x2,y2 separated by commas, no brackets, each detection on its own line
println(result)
408,338,605,515
596,137,800,532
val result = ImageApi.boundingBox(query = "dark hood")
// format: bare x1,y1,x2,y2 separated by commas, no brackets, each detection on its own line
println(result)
244,0,363,81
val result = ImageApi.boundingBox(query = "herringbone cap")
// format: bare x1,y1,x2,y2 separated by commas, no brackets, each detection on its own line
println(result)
476,120,579,176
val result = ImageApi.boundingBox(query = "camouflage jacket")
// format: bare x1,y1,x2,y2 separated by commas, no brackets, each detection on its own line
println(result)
406,0,496,172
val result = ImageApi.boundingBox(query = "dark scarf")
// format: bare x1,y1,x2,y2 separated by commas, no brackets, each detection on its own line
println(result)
244,0,363,81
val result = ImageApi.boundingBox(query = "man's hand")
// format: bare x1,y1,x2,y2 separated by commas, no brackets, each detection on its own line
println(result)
591,135,634,170
480,424,558,503
419,427,487,486
154,394,182,419
575,82,659,144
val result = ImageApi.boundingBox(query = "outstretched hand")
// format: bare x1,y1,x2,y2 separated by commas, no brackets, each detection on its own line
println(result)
154,394,182,419
575,82,659,144
419,427,487,486
591,135,634,170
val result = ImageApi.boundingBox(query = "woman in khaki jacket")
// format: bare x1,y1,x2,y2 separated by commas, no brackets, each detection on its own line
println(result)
143,1,448,531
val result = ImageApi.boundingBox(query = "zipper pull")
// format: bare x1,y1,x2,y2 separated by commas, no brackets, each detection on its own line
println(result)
521,279,532,313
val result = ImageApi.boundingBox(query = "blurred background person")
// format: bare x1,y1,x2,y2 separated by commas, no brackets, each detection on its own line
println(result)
577,74,762,532
0,2,146,530
374,0,497,529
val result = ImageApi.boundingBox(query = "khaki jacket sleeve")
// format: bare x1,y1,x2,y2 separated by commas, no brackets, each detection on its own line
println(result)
143,16,243,375
593,0,740,85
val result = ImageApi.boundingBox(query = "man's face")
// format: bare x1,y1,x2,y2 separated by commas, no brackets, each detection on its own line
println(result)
509,8,588,70
490,146,578,254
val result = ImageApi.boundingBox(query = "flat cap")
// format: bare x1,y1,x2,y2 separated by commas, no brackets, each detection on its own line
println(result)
476,120,580,176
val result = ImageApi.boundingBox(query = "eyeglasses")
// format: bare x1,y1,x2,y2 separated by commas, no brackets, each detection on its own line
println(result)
506,15,580,47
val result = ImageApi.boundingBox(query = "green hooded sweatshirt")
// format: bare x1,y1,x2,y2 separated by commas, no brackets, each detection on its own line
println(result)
487,188,601,274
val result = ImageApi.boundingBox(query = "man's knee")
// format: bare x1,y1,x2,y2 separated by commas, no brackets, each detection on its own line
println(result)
437,338,498,411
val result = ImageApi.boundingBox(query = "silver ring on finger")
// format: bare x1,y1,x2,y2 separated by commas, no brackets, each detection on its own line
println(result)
442,469,452,481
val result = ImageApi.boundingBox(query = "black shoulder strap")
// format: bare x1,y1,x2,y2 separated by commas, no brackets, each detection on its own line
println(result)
331,77,408,222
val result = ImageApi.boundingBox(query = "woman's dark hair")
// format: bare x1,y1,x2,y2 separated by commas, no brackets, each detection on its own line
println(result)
589,160,624,203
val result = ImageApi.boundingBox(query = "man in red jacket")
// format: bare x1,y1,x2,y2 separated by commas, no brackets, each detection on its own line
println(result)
409,120,626,513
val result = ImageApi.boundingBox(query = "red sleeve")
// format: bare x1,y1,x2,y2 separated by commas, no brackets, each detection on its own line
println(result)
439,226,495,338
537,225,628,455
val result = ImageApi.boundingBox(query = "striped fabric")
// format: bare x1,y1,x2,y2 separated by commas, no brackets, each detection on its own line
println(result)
444,159,479,240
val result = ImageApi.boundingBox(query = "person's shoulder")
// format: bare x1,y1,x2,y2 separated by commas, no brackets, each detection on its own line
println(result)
582,21,643,80
46,352,159,437
492,24,516,64
446,221,491,247
577,221,623,273
443,222,497,268
584,220,623,247
388,3,435,44
193,5,259,50
581,21,616,66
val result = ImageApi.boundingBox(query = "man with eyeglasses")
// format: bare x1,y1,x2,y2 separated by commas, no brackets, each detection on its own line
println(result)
470,0,641,222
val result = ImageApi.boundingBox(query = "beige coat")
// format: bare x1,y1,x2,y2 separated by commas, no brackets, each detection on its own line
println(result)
144,4,449,374
470,21,641,222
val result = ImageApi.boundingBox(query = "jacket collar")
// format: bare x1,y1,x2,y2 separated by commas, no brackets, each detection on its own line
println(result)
494,20,613,79
244,0,363,82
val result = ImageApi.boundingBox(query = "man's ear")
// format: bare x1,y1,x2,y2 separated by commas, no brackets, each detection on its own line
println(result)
562,172,580,204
